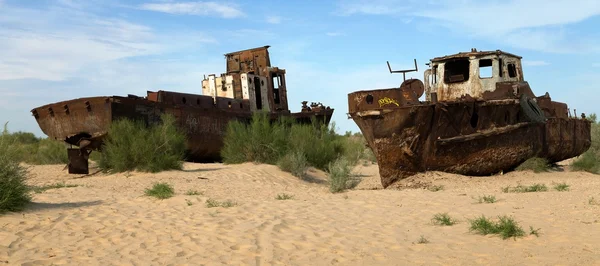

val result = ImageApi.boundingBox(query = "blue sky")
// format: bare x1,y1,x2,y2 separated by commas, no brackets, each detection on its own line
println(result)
1,0,599,136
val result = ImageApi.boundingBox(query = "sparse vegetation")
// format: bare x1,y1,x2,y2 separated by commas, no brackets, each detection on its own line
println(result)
476,195,497,204
185,190,202,196
205,198,238,208
98,114,186,173
275,193,294,200
0,123,68,165
572,114,600,173
144,182,175,199
516,157,551,173
502,183,547,193
431,213,457,226
589,197,600,205
328,157,353,193
428,185,444,192
529,226,541,237
277,151,308,178
0,124,31,213
469,215,526,239
553,182,570,192
416,235,429,244
31,182,79,193
185,199,193,206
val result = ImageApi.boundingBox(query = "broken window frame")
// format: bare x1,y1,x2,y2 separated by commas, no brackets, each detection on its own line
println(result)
478,59,493,79
443,58,470,84
507,63,517,78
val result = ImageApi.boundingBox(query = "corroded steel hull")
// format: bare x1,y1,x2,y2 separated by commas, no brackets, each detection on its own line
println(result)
349,92,591,188
32,93,334,162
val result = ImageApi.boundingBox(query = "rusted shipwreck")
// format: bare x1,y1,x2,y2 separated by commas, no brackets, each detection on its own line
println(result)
348,49,591,188
32,46,333,174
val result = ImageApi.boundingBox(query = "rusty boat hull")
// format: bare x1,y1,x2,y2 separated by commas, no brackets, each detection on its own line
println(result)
32,91,333,163
349,94,590,187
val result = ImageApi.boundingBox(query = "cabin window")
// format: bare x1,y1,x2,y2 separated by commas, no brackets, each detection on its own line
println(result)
508,63,517,78
432,65,438,84
444,59,470,83
479,59,493,78
273,75,281,104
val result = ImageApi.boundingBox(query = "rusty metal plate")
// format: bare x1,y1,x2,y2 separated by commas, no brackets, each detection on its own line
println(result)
68,148,89,174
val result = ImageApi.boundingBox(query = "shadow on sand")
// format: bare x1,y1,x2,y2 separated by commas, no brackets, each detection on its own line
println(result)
26,200,104,212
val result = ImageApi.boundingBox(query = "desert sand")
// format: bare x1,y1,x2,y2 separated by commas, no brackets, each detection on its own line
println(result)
1,161,599,266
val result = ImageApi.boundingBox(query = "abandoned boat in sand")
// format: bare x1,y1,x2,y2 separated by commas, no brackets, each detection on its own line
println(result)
31,46,334,174
348,49,591,188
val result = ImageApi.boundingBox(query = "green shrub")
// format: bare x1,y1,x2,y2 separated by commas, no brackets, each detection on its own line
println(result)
221,112,288,165
502,183,547,193
328,157,352,193
275,193,294,200
339,133,376,165
98,114,186,173
553,182,569,192
477,195,497,204
277,151,308,178
572,116,600,173
516,157,550,173
431,213,457,226
221,112,343,171
0,124,31,213
205,198,237,208
144,182,175,199
31,138,68,165
469,215,526,239
0,123,70,165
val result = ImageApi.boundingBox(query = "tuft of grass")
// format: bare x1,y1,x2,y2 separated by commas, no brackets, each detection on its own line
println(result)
476,195,497,204
589,197,600,205
572,116,600,173
431,213,457,226
502,183,547,193
328,157,352,193
144,182,175,199
529,226,541,237
0,124,31,213
220,200,238,208
469,215,526,239
277,151,308,178
98,114,186,173
553,182,570,192
185,199,193,206
428,185,444,192
31,182,79,193
205,198,238,208
275,193,294,200
416,235,429,244
185,190,203,196
516,157,551,173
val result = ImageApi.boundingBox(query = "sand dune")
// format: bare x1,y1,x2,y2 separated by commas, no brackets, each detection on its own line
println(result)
1,162,599,265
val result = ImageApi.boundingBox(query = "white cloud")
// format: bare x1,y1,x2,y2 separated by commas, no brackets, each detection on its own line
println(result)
266,16,281,24
139,1,244,18
0,5,215,81
522,60,550,66
326,32,344,37
335,0,600,53
336,0,414,16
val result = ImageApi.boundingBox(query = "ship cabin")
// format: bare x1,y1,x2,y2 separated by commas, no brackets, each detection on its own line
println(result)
424,49,526,102
201,46,291,113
